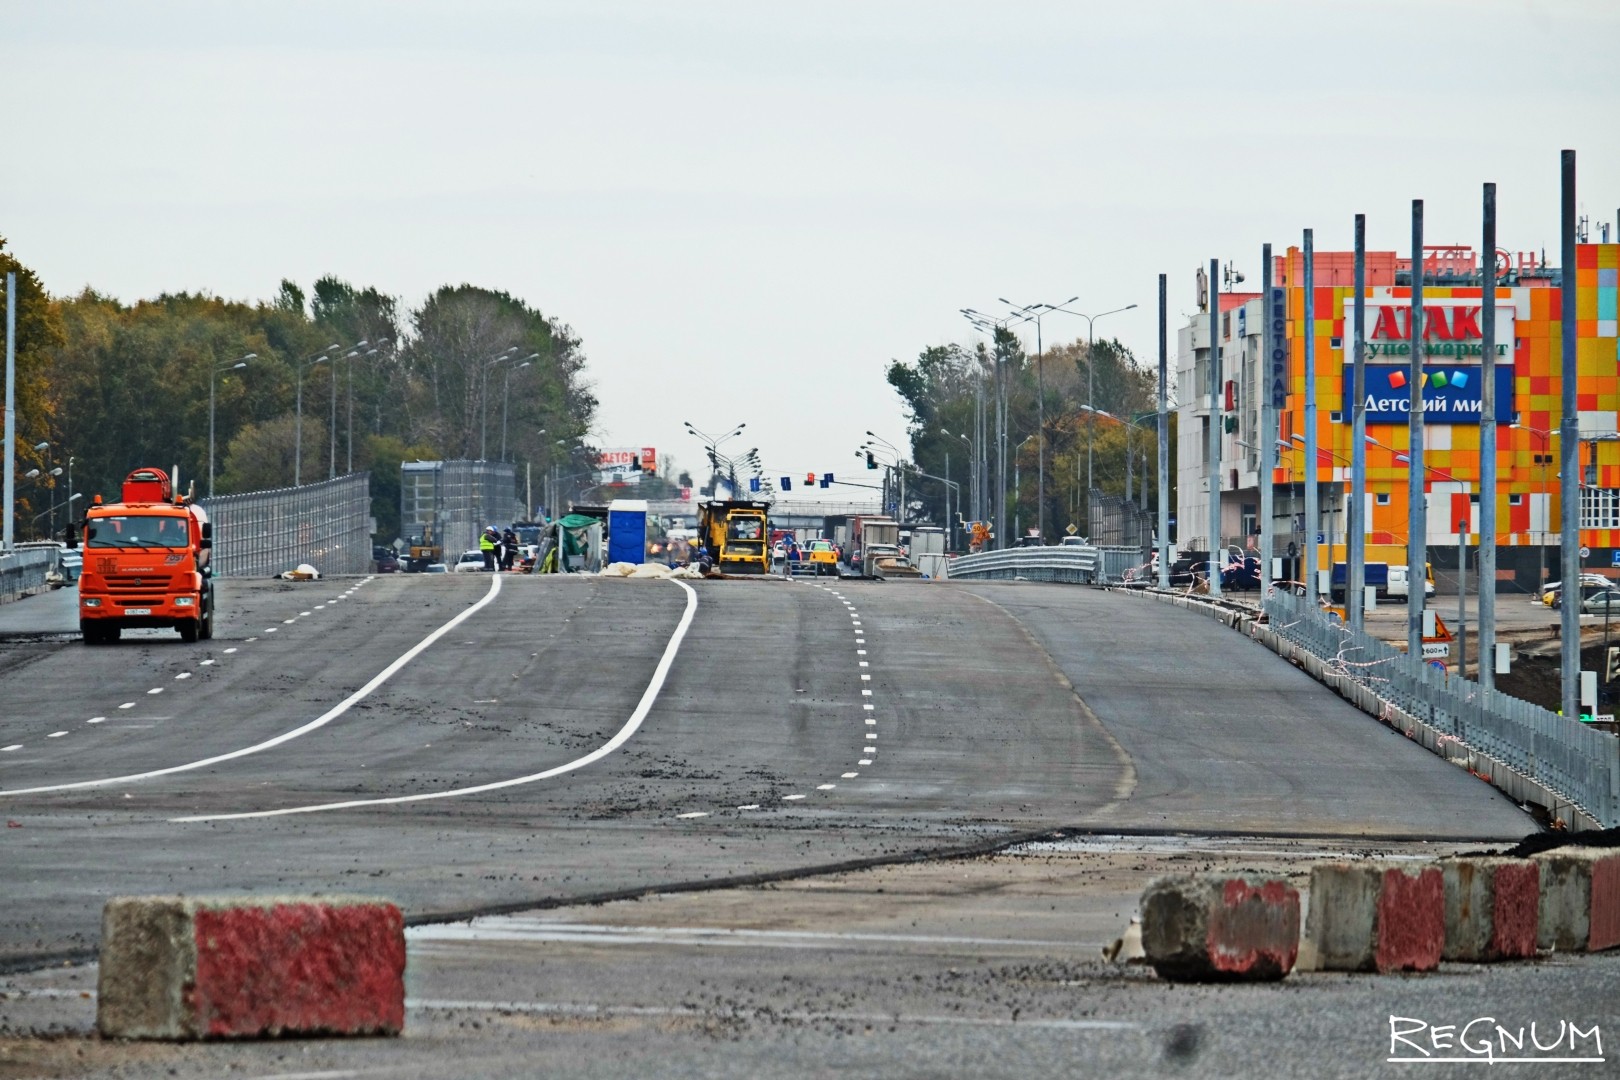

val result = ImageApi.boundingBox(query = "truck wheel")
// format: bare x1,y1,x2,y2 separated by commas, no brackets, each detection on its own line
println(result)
179,618,200,644
200,599,214,640
80,622,100,645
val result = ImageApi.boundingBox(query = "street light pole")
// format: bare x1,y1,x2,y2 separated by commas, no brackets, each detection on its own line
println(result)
209,352,255,499
296,344,340,486
347,342,381,475
1043,303,1138,533
481,347,519,460
501,354,539,461
1001,294,1079,543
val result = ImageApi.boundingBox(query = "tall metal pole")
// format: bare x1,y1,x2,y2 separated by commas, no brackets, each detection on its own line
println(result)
1260,244,1275,591
1349,217,1368,629
208,367,218,499
995,338,1007,548
1479,182,1499,693
1157,272,1170,590
294,365,304,487
328,356,337,480
1207,258,1222,597
1560,150,1580,723
1408,200,1428,663
346,354,355,475
1035,317,1044,541
2,272,14,552
1303,229,1320,608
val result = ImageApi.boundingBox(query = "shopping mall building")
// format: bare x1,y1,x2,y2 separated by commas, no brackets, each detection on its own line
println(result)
1176,241,1620,589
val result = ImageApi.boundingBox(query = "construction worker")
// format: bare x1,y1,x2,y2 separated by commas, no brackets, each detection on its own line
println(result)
479,526,497,571
501,527,518,570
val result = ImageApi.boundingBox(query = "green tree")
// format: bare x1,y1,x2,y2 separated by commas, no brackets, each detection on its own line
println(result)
1,237,66,534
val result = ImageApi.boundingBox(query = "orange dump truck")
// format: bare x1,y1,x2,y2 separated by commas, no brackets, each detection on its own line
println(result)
69,468,216,644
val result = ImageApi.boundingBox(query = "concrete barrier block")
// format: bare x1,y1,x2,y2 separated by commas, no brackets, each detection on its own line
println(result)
1307,862,1443,973
1534,848,1620,953
1140,875,1300,982
98,896,405,1040
1440,857,1539,961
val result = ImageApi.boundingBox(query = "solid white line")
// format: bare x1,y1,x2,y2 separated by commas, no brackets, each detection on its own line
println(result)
172,579,698,821
0,576,505,798
404,998,1137,1032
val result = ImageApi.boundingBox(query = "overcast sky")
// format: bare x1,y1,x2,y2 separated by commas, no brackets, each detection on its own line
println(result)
6,1,1618,496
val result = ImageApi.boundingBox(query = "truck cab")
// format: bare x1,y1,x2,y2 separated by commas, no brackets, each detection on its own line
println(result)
71,468,215,644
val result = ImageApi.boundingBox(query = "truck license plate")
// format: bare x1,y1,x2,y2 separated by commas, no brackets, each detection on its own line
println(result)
124,608,152,615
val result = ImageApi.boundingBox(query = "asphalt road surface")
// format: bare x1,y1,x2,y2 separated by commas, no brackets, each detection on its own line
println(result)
2,573,1599,1079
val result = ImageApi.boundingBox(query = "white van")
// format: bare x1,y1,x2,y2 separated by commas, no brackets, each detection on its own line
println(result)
1387,563,1436,598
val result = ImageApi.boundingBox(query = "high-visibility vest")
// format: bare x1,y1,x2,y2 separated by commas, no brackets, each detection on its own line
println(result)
479,533,495,552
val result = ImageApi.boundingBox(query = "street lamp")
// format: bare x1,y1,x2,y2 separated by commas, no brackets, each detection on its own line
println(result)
685,421,747,497
1044,303,1139,529
999,294,1079,541
209,352,256,498
480,347,520,460
961,309,1021,547
942,430,976,523
501,354,539,461
346,342,382,474
296,344,340,486
329,340,369,479
1013,433,1037,540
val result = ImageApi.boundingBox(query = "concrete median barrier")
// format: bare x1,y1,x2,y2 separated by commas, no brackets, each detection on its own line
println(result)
1307,863,1444,973
1440,856,1539,962
1534,848,1620,953
97,896,405,1040
1140,875,1300,982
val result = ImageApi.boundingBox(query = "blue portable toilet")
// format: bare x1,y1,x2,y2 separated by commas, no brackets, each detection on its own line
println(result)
607,499,649,565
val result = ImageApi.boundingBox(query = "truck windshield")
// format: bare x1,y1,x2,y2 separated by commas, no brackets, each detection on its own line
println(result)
86,514,189,549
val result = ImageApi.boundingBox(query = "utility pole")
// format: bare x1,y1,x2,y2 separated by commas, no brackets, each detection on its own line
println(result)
3,272,15,552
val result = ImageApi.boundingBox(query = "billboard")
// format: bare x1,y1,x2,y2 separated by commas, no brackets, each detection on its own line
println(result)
594,446,658,485
1342,301,1515,425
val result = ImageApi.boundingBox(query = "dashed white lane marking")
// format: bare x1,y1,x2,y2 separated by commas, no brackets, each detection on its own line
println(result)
864,746,875,753
265,627,278,634
88,717,106,724
315,605,326,610
782,794,806,801
223,648,238,654
1,575,507,799
146,688,163,696
1,746,20,752
841,772,858,779
860,674,870,681
863,704,874,710
172,578,697,821
817,783,835,790
857,649,866,655
861,689,872,696
46,731,68,738
736,804,760,811
200,660,216,666
865,718,876,725
676,811,708,819
858,759,872,766
174,672,191,680
859,661,868,667
282,619,296,625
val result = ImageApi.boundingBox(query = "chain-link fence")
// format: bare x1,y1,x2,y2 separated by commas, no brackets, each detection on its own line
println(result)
199,473,372,578
401,460,524,562
1264,589,1620,828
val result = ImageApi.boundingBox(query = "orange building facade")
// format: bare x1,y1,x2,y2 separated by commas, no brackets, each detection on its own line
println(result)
1179,243,1620,588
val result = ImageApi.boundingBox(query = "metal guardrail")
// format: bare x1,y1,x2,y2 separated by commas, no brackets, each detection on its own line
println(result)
200,473,372,578
946,545,1099,583
1264,590,1620,829
0,548,55,603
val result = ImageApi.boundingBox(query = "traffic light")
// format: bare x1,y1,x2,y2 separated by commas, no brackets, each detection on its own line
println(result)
806,472,816,486
866,452,877,469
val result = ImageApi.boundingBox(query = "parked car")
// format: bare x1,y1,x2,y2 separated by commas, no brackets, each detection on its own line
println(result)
451,550,487,573
374,551,400,573
1549,580,1614,609
421,562,449,574
1581,588,1620,614
1540,575,1611,606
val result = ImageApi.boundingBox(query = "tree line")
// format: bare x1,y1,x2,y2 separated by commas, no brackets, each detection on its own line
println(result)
2,236,597,542
886,327,1174,542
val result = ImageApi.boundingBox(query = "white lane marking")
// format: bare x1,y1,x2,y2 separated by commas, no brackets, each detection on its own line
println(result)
0,576,506,798
782,794,806,801
857,649,866,655
841,772,858,779
88,717,106,724
864,746,875,753
146,688,163,696
858,759,872,765
859,661,868,667
200,660,216,666
864,718,876,726
300,611,311,617
861,689,871,696
282,619,296,625
736,804,760,811
1,745,20,752
225,647,240,653
315,605,326,610
47,731,67,738
173,579,698,821
403,997,1137,1032
175,672,192,681
863,704,874,710
676,811,708,819
265,628,278,633
860,674,870,681
856,638,865,645
816,783,835,790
